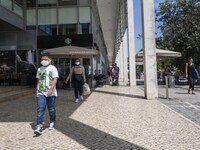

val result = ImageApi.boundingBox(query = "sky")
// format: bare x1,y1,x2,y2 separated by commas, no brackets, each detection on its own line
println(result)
134,0,164,52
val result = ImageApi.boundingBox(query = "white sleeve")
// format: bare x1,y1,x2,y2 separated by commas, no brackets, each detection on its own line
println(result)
52,66,59,78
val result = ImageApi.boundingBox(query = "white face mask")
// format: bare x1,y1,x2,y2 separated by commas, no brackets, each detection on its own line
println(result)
75,62,80,65
41,60,49,66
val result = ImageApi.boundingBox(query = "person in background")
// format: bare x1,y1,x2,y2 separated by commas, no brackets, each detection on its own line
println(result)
111,63,120,84
163,66,172,76
107,66,112,82
65,58,86,103
185,57,196,94
34,53,59,135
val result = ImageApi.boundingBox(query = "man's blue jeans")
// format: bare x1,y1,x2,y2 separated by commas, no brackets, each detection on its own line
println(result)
36,95,56,127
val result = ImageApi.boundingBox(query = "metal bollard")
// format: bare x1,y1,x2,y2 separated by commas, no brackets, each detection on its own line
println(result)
165,76,169,99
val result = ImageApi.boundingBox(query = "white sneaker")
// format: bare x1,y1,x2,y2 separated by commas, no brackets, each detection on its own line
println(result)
75,99,79,103
49,122,55,130
34,126,42,135
79,96,84,101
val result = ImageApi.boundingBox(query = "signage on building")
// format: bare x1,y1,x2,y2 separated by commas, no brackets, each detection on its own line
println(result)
37,34,93,48
65,38,72,45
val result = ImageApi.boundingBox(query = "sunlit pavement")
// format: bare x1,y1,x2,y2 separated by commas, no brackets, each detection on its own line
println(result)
0,84,200,150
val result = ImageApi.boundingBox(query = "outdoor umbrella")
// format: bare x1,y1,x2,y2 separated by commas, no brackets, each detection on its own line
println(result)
136,49,182,61
42,45,99,58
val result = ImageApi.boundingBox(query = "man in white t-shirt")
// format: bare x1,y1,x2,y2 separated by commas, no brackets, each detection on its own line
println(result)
34,53,59,135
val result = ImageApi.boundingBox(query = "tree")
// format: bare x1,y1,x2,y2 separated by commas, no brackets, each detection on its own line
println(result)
156,0,200,71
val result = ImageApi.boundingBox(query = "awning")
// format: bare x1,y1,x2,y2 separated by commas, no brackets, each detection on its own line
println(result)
42,46,99,58
136,49,182,61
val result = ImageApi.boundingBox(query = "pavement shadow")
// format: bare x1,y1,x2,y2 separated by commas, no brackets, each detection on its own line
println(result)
94,90,145,100
175,92,190,94
0,89,147,149
56,119,147,150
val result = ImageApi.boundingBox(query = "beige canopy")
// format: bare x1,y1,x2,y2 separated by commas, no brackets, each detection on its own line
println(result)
42,46,99,58
136,49,182,62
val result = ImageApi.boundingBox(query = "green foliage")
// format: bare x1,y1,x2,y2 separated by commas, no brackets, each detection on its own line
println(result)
156,0,200,71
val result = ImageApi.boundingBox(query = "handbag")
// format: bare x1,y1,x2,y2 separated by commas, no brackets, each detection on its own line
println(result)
83,83,91,95
74,74,83,81
192,64,200,80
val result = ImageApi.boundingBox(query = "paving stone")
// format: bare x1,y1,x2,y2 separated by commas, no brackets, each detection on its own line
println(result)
0,85,200,149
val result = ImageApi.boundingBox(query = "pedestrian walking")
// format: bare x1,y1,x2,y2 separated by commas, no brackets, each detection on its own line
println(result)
34,53,59,135
185,57,196,94
65,58,86,103
111,63,120,85
107,66,112,82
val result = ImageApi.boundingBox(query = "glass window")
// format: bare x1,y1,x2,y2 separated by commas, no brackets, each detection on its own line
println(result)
26,9,36,25
1,0,12,10
38,8,57,35
83,58,90,65
58,58,70,75
0,51,15,73
83,58,90,77
81,23,90,34
38,25,57,35
58,8,78,24
37,0,57,7
14,0,23,6
26,9,36,30
26,0,36,7
14,3,23,17
38,8,57,25
59,24,77,35
79,0,89,6
79,7,91,23
26,26,36,30
58,0,77,6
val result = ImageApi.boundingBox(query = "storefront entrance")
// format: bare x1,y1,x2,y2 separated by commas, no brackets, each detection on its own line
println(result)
52,57,92,89
0,50,37,86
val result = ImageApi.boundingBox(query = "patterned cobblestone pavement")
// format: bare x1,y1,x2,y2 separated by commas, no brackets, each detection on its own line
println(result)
158,85,200,126
0,85,200,150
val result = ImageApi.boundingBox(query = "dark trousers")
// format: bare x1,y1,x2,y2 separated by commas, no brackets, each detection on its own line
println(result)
73,80,84,98
188,76,195,91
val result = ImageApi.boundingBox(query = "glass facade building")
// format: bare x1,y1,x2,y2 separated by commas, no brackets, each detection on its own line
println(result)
0,0,107,87
26,0,91,35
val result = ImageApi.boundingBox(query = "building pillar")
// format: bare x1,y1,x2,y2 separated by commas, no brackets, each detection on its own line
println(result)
141,0,158,99
119,42,124,81
127,0,136,86
123,32,128,84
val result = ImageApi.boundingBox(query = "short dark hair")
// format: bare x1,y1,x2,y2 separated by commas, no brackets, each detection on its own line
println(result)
41,52,51,59
75,58,80,62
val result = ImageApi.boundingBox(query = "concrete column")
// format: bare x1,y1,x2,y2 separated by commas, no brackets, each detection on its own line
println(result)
123,32,128,83
116,43,124,81
127,0,136,86
119,42,124,81
141,0,158,99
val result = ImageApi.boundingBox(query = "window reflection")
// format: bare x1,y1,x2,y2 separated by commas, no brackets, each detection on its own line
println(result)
58,0,77,6
38,25,57,36
82,23,90,34
37,0,57,7
79,0,89,6
59,24,77,35
26,0,36,8
14,0,23,6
